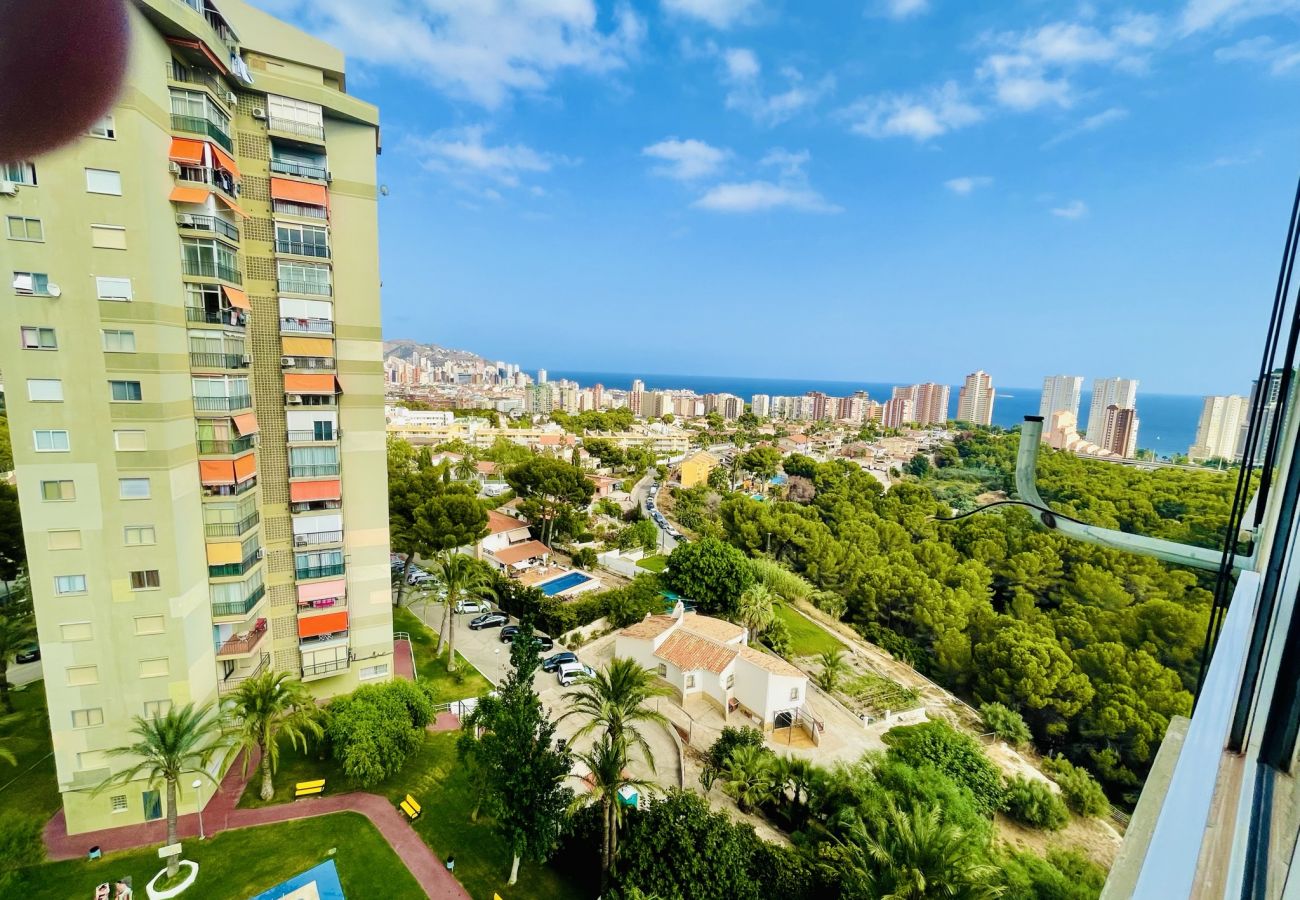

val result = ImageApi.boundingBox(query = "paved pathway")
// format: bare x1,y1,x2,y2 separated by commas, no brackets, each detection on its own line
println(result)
395,636,416,681
43,748,469,900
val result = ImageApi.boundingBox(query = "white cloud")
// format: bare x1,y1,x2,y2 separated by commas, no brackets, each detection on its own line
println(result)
253,0,643,108
693,181,841,213
408,125,567,192
724,47,761,80
643,138,731,180
1043,106,1130,147
760,148,811,178
662,0,759,28
842,81,983,141
1215,35,1300,73
944,176,993,195
721,50,834,124
878,0,929,20
1051,199,1089,219
1181,0,1300,34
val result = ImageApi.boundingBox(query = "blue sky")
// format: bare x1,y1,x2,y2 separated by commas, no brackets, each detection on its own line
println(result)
253,0,1300,394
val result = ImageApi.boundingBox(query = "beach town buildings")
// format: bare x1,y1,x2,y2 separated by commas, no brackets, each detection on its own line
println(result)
1190,395,1250,463
1085,377,1139,444
1040,375,1084,422
957,371,995,426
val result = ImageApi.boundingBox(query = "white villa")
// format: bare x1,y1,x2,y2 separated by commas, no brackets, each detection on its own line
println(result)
477,510,551,572
615,604,811,731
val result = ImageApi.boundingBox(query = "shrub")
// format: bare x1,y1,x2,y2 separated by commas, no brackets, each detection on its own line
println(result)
810,590,846,619
748,557,813,602
706,726,765,773
326,681,431,786
1002,776,1068,831
980,701,1032,748
882,721,1005,816
1042,755,1109,817
762,617,792,658
601,575,664,628
571,547,598,569
999,848,1107,900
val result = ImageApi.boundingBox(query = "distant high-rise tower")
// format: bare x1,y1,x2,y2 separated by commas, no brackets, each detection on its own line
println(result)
1086,377,1138,443
1240,369,1289,460
1101,405,1140,458
537,368,548,384
1040,375,1084,421
631,379,645,394
891,383,950,426
1190,395,1250,462
957,371,995,426
750,394,770,418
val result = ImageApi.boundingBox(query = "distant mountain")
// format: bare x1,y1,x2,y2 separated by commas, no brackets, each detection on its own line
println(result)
383,338,493,367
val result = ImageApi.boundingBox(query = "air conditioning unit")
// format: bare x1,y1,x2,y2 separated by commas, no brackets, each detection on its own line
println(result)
240,354,252,366
287,395,303,405
281,356,296,367
177,213,196,226
251,106,266,120
226,91,238,105
294,535,307,546
325,171,333,183
255,548,264,560
0,180,18,196
168,161,182,176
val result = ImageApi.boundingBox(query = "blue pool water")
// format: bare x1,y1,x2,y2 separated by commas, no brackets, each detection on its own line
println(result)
539,572,591,596
250,859,344,900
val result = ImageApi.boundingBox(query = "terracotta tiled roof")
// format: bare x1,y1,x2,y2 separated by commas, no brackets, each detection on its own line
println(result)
476,461,498,474
737,645,805,678
486,510,528,535
656,631,738,674
489,540,552,566
619,615,677,640
679,613,745,643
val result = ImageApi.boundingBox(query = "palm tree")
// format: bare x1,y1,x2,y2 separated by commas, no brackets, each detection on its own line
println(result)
0,611,35,714
454,455,478,482
435,552,493,671
735,584,776,639
97,703,225,878
573,735,653,888
223,671,322,801
562,657,671,771
770,753,816,825
720,744,775,813
816,649,849,693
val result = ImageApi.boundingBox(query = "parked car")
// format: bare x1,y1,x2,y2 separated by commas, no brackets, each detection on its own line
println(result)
542,651,578,673
407,570,434,585
499,625,554,651
15,645,39,664
455,599,490,615
469,612,508,630
557,661,596,686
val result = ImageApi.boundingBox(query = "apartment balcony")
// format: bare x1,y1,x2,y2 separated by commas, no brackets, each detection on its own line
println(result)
217,652,269,695
267,117,325,144
204,511,259,539
176,165,240,204
192,395,252,412
164,61,229,102
291,500,342,514
287,430,340,443
275,239,330,259
301,654,349,680
189,352,249,371
186,306,246,329
298,596,345,612
170,113,233,152
294,530,342,548
296,563,345,580
211,584,266,620
202,475,257,498
273,199,329,221
269,158,327,180
289,464,340,479
277,278,330,296
182,258,243,285
286,395,337,408
177,213,239,242
280,317,333,335
282,357,335,371
196,436,256,456
208,549,261,579
214,619,268,659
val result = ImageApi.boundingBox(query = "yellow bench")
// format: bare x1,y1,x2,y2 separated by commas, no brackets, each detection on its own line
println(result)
295,779,326,798
399,794,422,821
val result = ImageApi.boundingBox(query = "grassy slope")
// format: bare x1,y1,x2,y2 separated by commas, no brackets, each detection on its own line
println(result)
773,601,844,657
393,605,495,702
636,555,667,573
0,682,60,821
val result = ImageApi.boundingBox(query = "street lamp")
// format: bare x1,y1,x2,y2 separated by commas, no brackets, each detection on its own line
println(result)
191,778,205,840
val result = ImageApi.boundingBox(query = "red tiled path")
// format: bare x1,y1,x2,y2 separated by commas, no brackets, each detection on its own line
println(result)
394,637,416,681
43,748,469,900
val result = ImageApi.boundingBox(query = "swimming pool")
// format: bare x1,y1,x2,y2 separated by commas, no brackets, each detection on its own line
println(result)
539,571,592,596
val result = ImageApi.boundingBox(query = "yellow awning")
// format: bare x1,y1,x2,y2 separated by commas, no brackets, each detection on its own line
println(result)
206,542,242,565
282,336,333,357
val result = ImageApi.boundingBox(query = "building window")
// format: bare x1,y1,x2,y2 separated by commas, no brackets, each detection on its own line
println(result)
2,162,36,185
34,430,70,452
110,795,128,813
119,478,150,500
54,574,87,595
5,216,42,241
60,621,92,641
66,665,99,686
95,276,132,301
129,570,160,590
139,657,169,678
725,673,735,690
85,168,122,195
26,379,63,402
71,708,105,729
41,480,75,501
134,615,165,636
656,663,667,676
789,686,800,701
124,526,156,546
143,700,172,719
48,530,81,551
109,380,142,402
359,664,389,680
90,224,127,250
88,115,116,139
12,272,50,295
20,325,55,348
102,329,136,352
114,430,148,452
685,674,696,689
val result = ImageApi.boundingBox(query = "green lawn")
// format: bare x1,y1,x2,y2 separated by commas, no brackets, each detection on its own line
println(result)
6,811,425,899
0,682,60,821
393,606,495,702
773,602,844,657
636,554,667,573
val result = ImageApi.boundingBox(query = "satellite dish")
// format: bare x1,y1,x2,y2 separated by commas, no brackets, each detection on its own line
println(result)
380,185,390,196
46,284,61,297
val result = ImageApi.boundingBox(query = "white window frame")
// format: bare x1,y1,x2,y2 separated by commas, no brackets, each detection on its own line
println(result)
109,380,142,402
124,526,157,546
143,699,172,720
20,325,55,348
40,480,75,502
5,216,42,242
48,530,82,551
2,162,36,185
85,168,122,196
26,379,63,402
34,430,70,453
102,329,136,352
114,430,148,452
90,224,127,250
54,574,87,595
88,115,116,139
14,272,50,295
71,708,105,729
119,478,151,500
110,795,128,813
129,570,161,591
95,277,133,301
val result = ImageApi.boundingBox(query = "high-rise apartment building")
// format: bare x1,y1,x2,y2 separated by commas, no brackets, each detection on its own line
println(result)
1190,395,1250,462
0,0,390,835
537,368,548,384
1101,405,1140,458
1240,368,1289,460
1039,375,1083,421
631,378,645,394
956,371,995,426
1085,377,1138,443
891,383,950,426
882,397,915,429
750,394,770,418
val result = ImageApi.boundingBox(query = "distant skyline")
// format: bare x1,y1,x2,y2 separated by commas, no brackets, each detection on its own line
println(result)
257,0,1300,394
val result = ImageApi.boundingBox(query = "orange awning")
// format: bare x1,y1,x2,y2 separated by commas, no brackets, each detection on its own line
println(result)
290,479,341,502
215,193,247,218
284,374,338,394
270,177,328,207
169,138,205,166
298,610,348,638
221,285,249,310
232,413,259,436
170,185,211,204
210,143,241,180
298,578,346,603
206,542,242,565
233,452,257,481
199,459,236,485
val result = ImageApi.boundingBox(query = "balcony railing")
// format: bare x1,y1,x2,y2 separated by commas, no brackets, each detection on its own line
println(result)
214,620,268,657
197,436,256,456
204,511,259,538
211,584,266,618
170,113,233,152
177,214,239,242
289,464,340,478
299,596,344,610
286,395,337,408
273,199,328,220
190,352,249,370
268,117,325,142
287,430,339,443
165,61,228,101
277,278,330,296
296,563,345,580
291,500,342,514
301,629,349,648
182,258,243,285
217,652,270,695
193,395,252,412
177,165,239,200
294,530,342,547
275,239,330,258
269,158,327,180
209,549,261,578
186,307,246,328
301,655,349,678
283,357,335,371
280,317,334,334
203,476,257,498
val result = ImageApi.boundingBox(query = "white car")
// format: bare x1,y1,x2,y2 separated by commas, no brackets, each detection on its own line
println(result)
455,599,490,614
557,661,596,687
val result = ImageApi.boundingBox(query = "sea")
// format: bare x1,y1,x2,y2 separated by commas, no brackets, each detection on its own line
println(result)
542,370,1203,457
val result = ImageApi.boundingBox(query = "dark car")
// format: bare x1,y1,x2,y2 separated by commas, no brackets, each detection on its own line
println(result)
15,645,39,664
500,625,554,651
542,651,578,673
469,612,508,630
